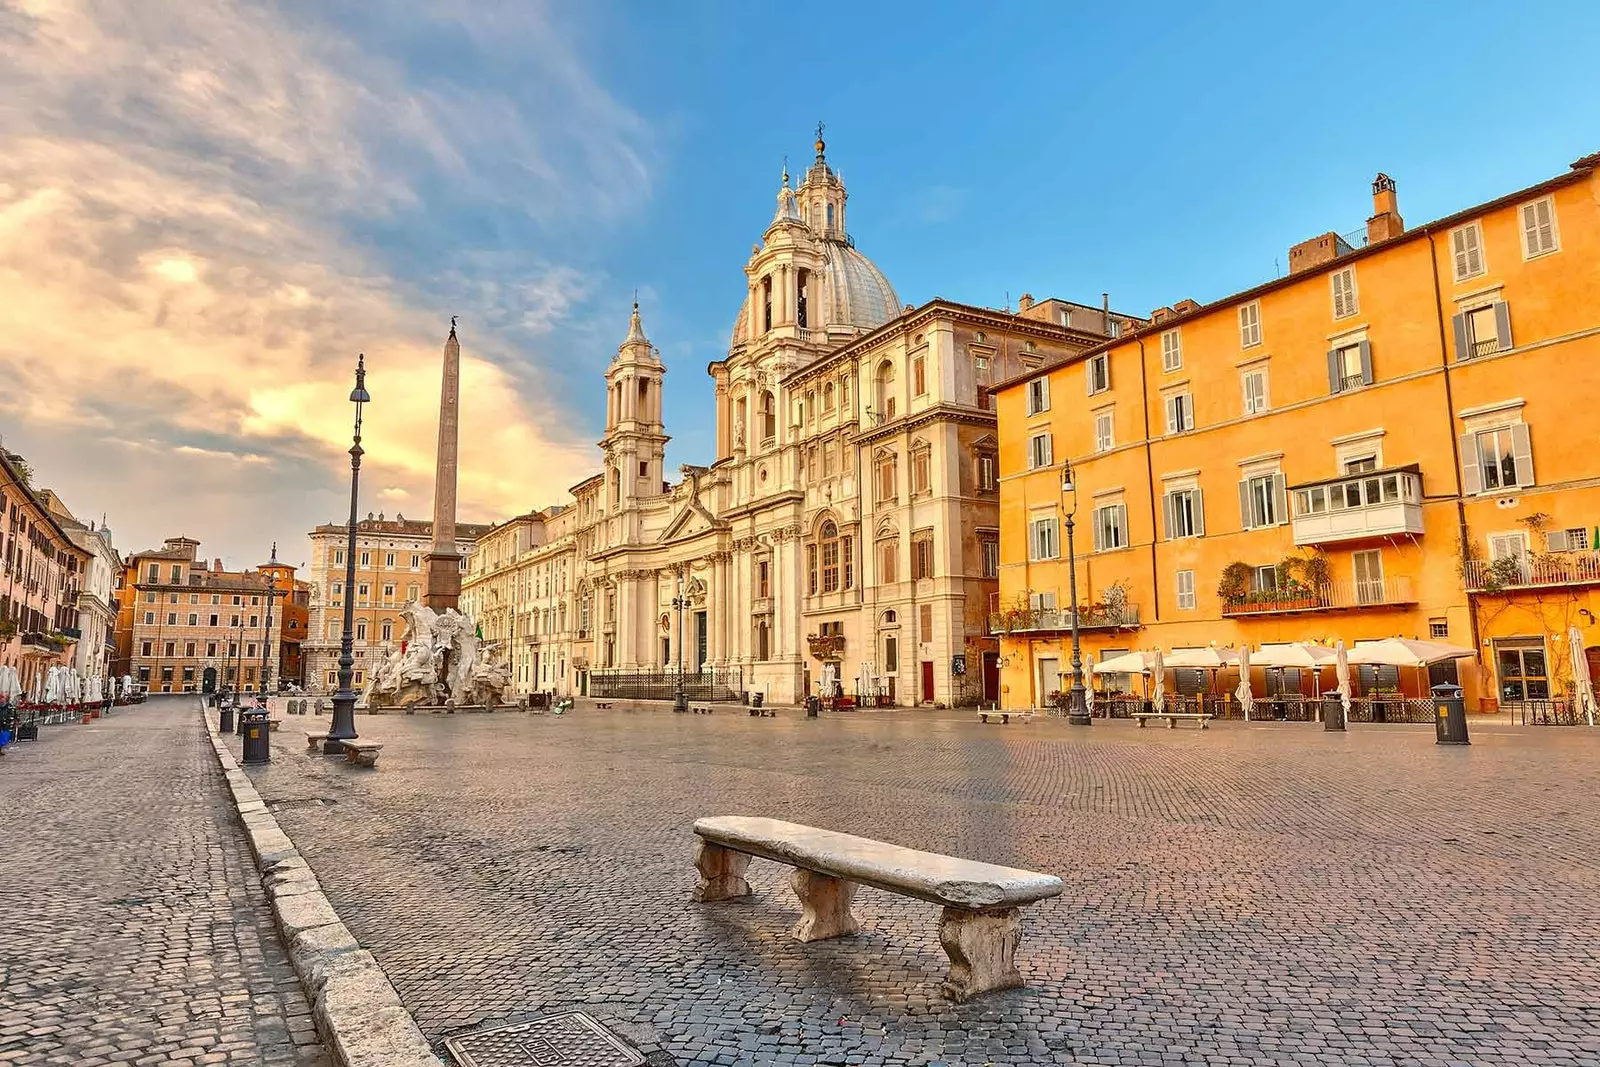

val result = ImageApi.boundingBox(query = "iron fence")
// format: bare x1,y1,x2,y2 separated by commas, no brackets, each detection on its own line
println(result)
589,667,744,702
1514,699,1582,726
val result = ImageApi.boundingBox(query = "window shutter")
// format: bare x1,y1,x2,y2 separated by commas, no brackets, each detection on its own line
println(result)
1193,488,1206,537
1028,522,1038,561
1493,301,1512,351
1467,228,1483,275
1086,361,1094,395
1164,396,1176,434
1452,313,1469,361
1240,372,1251,413
1238,480,1252,529
1272,473,1289,524
1459,433,1482,495
1043,435,1053,466
1102,357,1111,392
1115,505,1128,547
1039,377,1049,410
1327,350,1342,393
1451,228,1469,279
1091,512,1104,552
1162,492,1174,539
1510,423,1535,488
1358,341,1374,385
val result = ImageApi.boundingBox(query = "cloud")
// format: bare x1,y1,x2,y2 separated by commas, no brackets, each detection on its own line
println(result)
0,0,651,566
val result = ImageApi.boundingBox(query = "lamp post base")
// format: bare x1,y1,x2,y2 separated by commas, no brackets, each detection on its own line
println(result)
1066,687,1091,727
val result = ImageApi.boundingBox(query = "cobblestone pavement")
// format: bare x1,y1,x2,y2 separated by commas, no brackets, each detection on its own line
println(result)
0,696,330,1067
249,707,1600,1066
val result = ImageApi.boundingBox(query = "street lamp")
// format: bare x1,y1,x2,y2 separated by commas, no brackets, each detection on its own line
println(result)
327,354,369,750
671,567,688,713
258,544,281,699
1062,462,1090,726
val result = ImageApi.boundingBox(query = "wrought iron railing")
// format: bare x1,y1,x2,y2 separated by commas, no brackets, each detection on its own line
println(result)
1513,699,1583,726
1222,577,1415,616
988,604,1141,634
589,666,744,702
1464,552,1600,592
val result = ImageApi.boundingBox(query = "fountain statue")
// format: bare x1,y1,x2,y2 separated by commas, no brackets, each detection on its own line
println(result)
362,602,512,708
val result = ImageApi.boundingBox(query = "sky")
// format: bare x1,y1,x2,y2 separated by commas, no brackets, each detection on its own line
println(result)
3,0,1598,572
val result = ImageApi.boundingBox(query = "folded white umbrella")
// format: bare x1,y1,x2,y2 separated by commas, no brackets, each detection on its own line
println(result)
1236,644,1254,722
1569,626,1596,728
1251,642,1339,669
1083,653,1095,717
1092,649,1160,674
1336,641,1353,721
1150,647,1166,711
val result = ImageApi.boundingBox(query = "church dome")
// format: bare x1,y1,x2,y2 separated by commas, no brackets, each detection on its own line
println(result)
729,239,900,347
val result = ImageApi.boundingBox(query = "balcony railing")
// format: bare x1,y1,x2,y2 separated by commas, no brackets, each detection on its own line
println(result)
1292,466,1424,546
988,604,1141,634
1222,577,1415,617
1464,552,1600,592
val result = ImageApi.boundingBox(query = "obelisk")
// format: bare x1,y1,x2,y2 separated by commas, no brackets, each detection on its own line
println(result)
423,318,462,611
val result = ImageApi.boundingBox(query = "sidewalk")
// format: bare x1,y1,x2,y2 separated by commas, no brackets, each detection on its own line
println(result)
0,695,329,1067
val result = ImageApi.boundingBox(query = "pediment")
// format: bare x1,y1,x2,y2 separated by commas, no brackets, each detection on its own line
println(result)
660,499,725,543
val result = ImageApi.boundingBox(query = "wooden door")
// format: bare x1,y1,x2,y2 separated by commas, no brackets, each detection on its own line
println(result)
920,660,935,703
982,652,1000,703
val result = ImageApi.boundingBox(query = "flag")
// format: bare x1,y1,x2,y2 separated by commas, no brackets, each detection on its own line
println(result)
475,623,483,639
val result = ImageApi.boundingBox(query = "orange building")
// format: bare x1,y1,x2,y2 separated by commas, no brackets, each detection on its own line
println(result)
993,152,1600,715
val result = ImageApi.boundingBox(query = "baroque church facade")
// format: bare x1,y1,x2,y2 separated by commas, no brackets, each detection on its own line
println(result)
462,134,1136,706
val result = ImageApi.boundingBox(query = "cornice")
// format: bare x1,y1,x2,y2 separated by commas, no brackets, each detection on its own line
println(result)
850,404,997,446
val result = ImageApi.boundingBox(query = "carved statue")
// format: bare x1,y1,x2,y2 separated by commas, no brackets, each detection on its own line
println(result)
362,602,512,708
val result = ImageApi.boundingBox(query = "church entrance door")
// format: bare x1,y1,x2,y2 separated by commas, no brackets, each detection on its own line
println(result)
920,661,935,703
695,611,708,672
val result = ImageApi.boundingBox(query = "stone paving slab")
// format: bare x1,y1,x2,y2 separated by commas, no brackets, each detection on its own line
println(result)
0,695,330,1067
248,706,1600,1066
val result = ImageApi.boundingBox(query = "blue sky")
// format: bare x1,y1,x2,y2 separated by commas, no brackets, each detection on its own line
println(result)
3,0,1597,567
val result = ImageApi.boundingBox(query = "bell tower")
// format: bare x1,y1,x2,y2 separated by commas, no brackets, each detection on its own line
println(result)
601,302,669,515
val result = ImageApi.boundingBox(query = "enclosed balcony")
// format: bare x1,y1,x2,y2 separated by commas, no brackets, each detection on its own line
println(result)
1291,465,1424,547
1221,577,1416,617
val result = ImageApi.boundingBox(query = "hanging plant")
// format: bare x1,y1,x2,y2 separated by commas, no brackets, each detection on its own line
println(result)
1218,562,1252,602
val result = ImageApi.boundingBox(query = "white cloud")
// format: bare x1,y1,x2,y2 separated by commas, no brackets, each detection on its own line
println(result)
0,0,651,563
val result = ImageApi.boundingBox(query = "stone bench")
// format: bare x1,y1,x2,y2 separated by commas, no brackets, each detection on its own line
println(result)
268,718,282,732
692,706,713,714
305,731,328,752
978,711,1032,725
691,815,1062,1002
340,740,383,768
595,702,613,710
1132,711,1214,729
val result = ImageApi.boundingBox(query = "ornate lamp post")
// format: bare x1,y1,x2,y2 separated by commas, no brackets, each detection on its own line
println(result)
257,546,281,699
671,567,688,714
1062,461,1090,726
327,355,369,750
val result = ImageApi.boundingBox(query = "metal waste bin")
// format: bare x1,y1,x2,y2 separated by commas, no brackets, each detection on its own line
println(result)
1432,682,1469,745
241,708,271,764
1322,692,1346,731
806,694,820,719
219,697,234,735
750,692,764,709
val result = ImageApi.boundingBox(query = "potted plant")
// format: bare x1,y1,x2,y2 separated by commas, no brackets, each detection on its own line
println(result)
1218,562,1252,608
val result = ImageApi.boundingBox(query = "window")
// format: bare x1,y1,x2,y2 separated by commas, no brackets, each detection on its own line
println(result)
1521,197,1559,258
1176,570,1196,611
1466,424,1533,492
912,445,931,495
1326,341,1372,393
1238,302,1262,347
187,613,197,626
1028,516,1059,561
1546,527,1591,552
1450,222,1485,281
208,613,218,626
818,521,845,593
1163,488,1205,539
912,355,927,396
912,531,934,580
980,535,998,578
357,583,369,601
245,642,257,658
383,583,394,601
1353,549,1384,604
1027,432,1053,470
757,559,771,598
381,620,393,642
249,615,258,628
823,383,835,412
1094,411,1114,453
166,612,177,625
1429,618,1449,639
883,634,898,672
206,642,216,657
1240,473,1287,529
760,391,776,442
1085,354,1109,394
1453,302,1511,360
823,441,836,477
1242,368,1268,415
1253,566,1277,593
333,550,344,565
1026,377,1049,415
877,538,898,583
141,640,152,657
147,563,159,582
919,604,933,642
875,451,897,502
170,565,181,582
1160,330,1182,371
230,614,240,627
1164,393,1194,434
1498,642,1550,701
1092,504,1128,552
164,641,175,657
359,551,370,567
1331,268,1359,318
1345,456,1378,474
385,552,395,568
355,620,367,641
976,452,997,491
1029,591,1056,611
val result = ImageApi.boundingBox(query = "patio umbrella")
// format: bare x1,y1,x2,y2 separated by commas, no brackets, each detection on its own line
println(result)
1236,644,1254,722
1251,642,1339,669
1335,641,1353,722
1348,637,1475,667
1150,648,1166,712
1569,626,1596,728
1164,646,1239,669
121,675,133,698
1092,649,1159,674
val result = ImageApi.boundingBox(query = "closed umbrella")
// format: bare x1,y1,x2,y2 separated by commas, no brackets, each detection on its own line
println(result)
1335,640,1353,722
1150,648,1166,713
1084,653,1096,718
1569,626,1596,728
1236,644,1254,722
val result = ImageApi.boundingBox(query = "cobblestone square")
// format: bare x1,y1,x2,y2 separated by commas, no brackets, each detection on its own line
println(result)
247,707,1600,1066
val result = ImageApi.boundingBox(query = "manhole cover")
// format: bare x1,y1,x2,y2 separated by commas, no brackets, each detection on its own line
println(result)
444,1012,645,1067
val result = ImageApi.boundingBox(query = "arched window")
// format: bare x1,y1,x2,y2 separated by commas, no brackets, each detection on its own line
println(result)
875,360,897,421
760,391,776,443
826,203,835,231
762,276,773,332
380,619,392,642
756,620,771,661
882,609,897,624
356,619,368,641
823,382,835,412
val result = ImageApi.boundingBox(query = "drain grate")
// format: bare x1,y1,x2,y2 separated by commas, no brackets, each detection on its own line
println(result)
444,1012,645,1067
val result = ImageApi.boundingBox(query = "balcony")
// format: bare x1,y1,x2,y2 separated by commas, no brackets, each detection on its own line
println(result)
1464,552,1600,592
1221,577,1415,617
989,604,1142,635
1291,466,1424,546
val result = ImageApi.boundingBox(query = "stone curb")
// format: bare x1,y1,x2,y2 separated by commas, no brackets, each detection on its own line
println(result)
199,702,447,1067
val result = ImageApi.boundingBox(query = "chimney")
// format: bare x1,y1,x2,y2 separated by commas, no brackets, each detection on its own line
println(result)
213,558,223,572
1367,173,1404,245
1102,292,1111,335
1017,293,1034,312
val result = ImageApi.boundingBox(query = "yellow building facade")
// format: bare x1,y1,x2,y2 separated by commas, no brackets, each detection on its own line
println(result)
994,153,1600,713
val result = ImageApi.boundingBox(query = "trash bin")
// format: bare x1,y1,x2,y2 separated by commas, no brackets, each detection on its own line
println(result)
806,694,820,719
241,707,271,764
219,697,234,735
1322,692,1346,732
750,692,764,709
1432,682,1469,746
0,702,14,749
